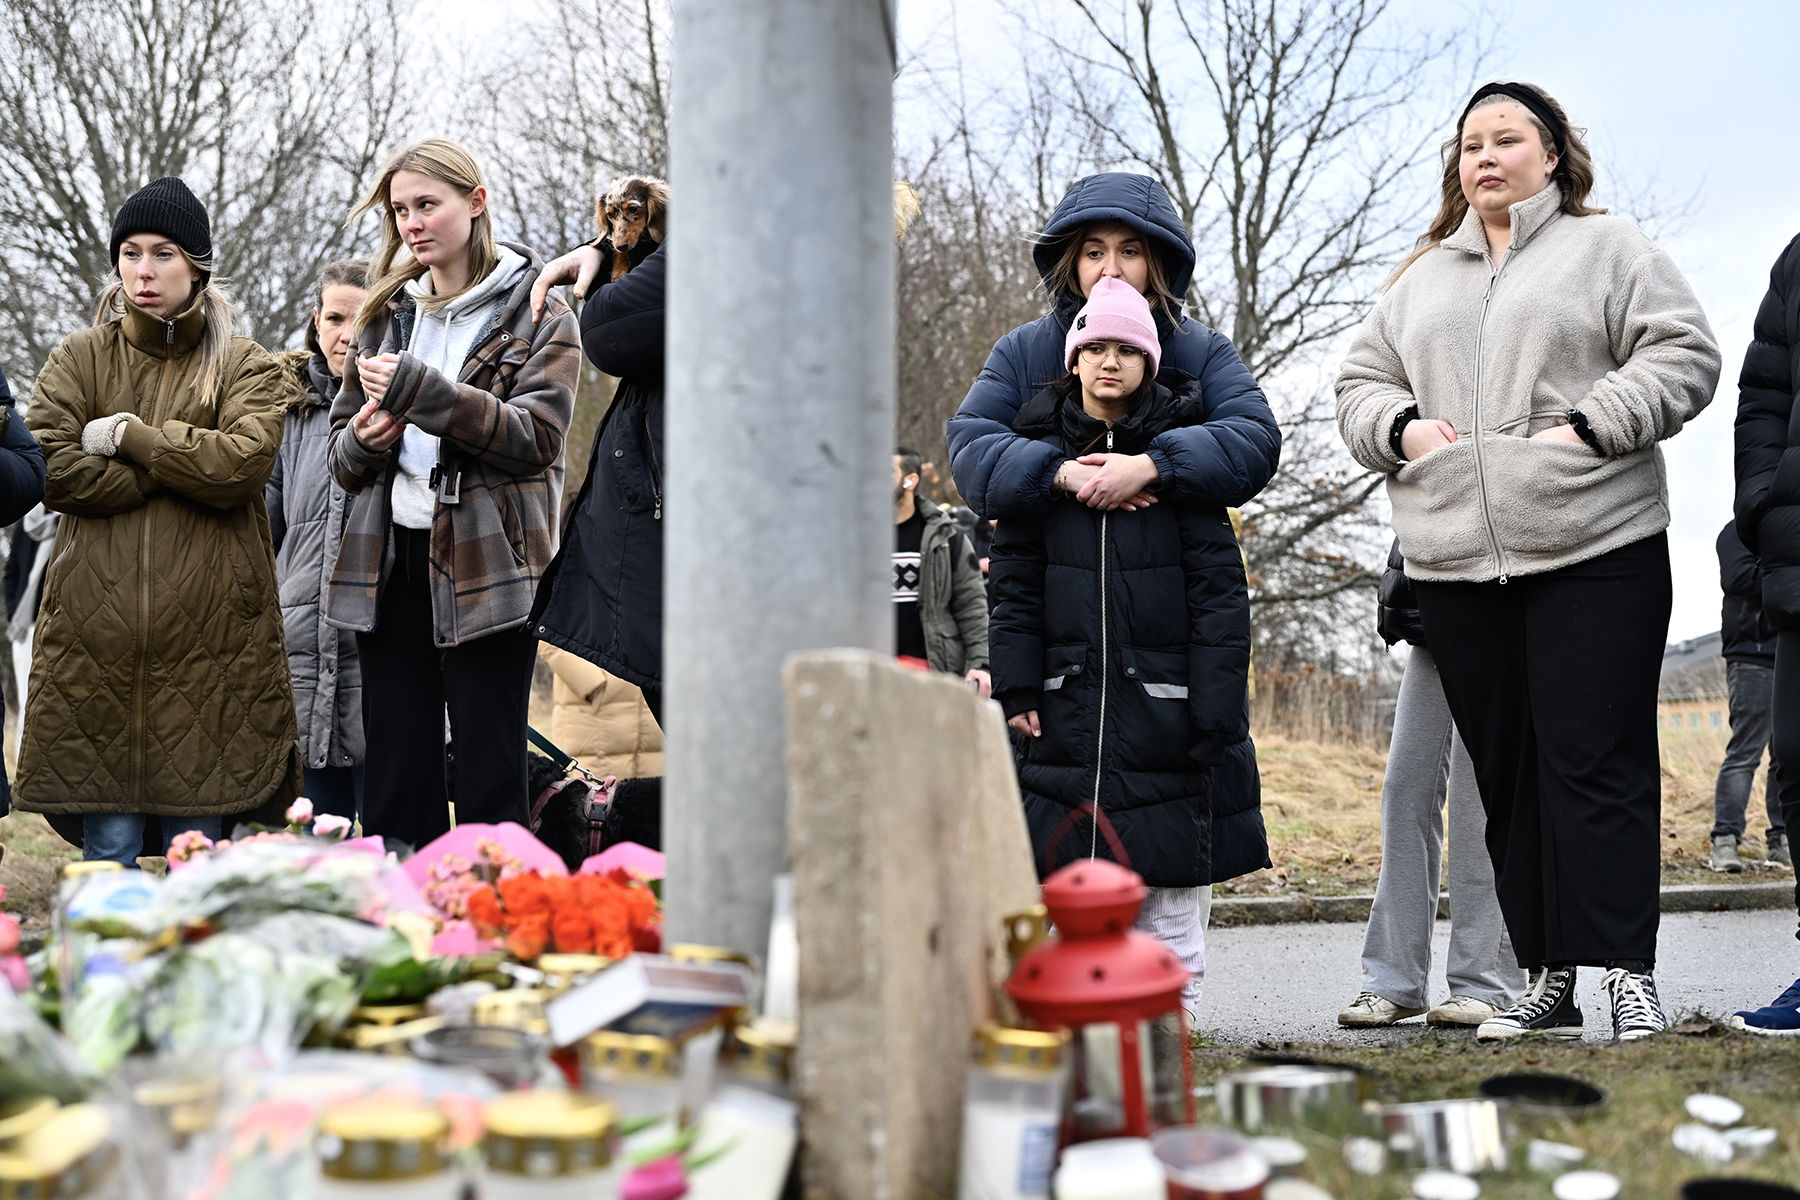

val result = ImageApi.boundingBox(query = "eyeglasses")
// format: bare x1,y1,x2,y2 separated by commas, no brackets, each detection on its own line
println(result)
1076,342,1146,364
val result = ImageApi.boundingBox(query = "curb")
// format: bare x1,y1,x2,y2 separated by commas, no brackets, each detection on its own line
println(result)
1210,880,1793,928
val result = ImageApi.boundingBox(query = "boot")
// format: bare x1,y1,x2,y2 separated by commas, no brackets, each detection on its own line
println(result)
1711,834,1744,873
1770,832,1792,870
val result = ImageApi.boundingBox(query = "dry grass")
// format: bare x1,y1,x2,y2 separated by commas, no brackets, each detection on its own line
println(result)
1219,728,1781,897
1193,1027,1800,1198
0,811,77,932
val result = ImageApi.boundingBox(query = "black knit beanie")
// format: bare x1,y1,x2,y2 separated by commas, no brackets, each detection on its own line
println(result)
109,177,212,282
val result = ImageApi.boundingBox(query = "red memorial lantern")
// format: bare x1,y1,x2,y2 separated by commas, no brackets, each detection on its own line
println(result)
1006,859,1196,1143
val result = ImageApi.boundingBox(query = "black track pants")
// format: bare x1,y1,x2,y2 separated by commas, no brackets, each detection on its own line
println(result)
1413,533,1670,968
355,526,535,850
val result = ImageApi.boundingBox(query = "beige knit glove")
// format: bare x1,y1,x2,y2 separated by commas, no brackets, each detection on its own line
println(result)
81,413,139,457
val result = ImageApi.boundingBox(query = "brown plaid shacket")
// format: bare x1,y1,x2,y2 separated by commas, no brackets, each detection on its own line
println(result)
324,246,581,647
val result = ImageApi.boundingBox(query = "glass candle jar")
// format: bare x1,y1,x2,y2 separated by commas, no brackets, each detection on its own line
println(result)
314,1101,460,1200
581,1031,681,1148
536,954,612,997
958,1025,1070,1200
479,1091,621,1200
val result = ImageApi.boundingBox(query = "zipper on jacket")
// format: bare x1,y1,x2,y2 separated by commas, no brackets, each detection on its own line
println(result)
164,318,175,346
642,411,663,521
1470,260,1512,584
1090,430,1113,860
132,355,176,804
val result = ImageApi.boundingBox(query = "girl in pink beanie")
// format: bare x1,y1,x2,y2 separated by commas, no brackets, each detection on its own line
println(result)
989,263,1256,1024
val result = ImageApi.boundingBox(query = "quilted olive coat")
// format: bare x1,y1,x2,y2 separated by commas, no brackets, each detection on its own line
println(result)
16,294,301,818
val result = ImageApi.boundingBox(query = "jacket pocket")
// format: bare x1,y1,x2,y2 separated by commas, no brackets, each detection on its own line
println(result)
1479,435,1656,563
225,531,262,619
1116,645,1194,772
492,480,528,567
1041,643,1088,693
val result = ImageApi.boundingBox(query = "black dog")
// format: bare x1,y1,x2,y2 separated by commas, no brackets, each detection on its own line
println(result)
527,752,662,871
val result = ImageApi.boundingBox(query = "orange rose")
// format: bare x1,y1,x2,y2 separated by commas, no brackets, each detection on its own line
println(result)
506,912,551,960
498,874,552,918
466,885,504,932
551,908,595,954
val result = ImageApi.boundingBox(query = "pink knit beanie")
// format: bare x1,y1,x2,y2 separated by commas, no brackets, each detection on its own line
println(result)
1064,276,1160,376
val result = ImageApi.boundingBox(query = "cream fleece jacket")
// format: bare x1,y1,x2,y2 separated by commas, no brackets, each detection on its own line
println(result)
1336,183,1721,582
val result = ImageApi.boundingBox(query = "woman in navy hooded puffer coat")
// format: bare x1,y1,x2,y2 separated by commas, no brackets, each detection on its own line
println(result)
946,172,1281,887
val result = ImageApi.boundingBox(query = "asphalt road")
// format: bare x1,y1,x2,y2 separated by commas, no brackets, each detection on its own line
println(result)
1196,908,1800,1045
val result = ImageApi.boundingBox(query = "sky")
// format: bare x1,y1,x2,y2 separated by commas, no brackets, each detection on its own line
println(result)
895,0,1800,641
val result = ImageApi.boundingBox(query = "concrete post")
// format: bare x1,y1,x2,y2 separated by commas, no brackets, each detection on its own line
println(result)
663,0,897,954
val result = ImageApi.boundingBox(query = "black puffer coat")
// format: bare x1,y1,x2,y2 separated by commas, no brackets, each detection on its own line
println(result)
990,374,1255,888
531,239,666,690
1717,520,1775,664
1735,233,1800,629
1375,539,1425,648
949,173,1279,885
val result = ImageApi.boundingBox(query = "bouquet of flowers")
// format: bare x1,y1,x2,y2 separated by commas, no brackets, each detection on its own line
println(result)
465,869,661,960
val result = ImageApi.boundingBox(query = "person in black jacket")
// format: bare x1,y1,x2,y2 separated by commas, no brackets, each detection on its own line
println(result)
950,171,1281,892
990,279,1256,1018
1730,232,1800,1034
1710,520,1785,872
529,235,667,719
0,365,48,817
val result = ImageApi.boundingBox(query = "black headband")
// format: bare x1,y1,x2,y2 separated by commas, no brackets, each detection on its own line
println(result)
1459,81,1565,156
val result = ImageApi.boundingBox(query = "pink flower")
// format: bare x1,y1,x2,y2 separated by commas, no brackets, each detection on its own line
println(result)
313,814,353,839
167,829,216,864
285,797,314,827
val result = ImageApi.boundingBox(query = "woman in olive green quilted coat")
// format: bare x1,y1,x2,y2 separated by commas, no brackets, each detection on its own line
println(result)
16,177,299,863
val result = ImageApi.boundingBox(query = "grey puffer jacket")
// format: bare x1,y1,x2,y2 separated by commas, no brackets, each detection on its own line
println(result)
266,351,363,771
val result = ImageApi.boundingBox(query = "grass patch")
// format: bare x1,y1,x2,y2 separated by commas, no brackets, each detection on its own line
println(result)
1194,1027,1800,1197
0,811,77,932
1218,730,1787,899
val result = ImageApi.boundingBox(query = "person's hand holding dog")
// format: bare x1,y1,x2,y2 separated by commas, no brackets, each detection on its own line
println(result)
530,245,606,322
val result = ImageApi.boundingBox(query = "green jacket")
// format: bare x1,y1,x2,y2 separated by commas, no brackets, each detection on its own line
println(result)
914,495,989,675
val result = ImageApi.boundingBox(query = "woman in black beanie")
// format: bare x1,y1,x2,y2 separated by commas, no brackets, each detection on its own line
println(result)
16,177,299,864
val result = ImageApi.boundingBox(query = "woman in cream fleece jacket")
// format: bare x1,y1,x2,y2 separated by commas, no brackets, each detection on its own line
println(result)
1337,81,1720,1044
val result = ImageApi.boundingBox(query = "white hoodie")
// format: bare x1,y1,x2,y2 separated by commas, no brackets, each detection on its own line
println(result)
391,246,529,528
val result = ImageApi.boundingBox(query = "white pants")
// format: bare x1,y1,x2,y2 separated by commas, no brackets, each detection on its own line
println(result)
1136,884,1212,1018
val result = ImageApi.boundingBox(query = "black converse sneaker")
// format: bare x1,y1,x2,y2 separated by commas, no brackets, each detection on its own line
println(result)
1602,967,1669,1041
1475,966,1583,1042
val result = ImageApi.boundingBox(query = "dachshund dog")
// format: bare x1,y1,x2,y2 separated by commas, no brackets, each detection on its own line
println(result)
594,175,669,282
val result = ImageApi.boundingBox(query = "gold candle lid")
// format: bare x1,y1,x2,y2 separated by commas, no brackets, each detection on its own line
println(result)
0,1098,54,1148
726,1019,797,1085
347,1002,430,1028
536,953,612,994
133,1076,225,1137
0,1104,114,1198
473,987,551,1035
59,861,124,879
317,1102,451,1181
668,943,754,968
1003,906,1052,960
483,1092,617,1177
972,1025,1069,1076
581,1030,679,1080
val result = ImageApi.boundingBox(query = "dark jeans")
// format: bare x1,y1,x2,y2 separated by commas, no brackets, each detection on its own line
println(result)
302,765,365,823
1769,632,1800,932
83,813,222,866
1414,533,1670,969
1713,659,1784,841
355,526,535,851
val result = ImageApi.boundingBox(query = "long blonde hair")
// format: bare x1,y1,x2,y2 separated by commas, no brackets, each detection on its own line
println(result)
350,139,499,331
93,249,236,407
1392,83,1606,282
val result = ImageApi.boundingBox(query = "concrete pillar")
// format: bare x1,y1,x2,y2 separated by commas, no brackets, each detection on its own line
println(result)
663,0,897,954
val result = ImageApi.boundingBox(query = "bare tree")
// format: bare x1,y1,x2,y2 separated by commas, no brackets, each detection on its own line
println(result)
1017,0,1483,669
469,0,671,490
0,0,420,386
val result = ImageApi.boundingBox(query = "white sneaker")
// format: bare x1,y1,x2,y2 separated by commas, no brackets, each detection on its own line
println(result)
1337,992,1426,1027
1603,967,1669,1042
1426,995,1502,1027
